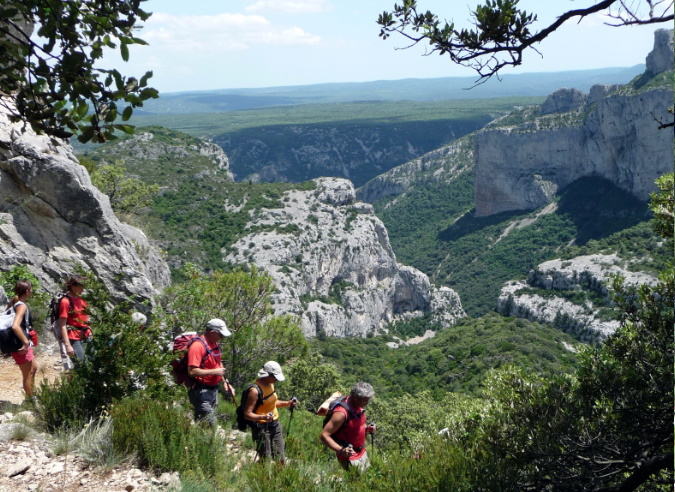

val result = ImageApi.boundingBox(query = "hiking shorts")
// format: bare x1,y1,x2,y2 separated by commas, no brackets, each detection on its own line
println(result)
188,386,218,425
339,450,370,472
10,346,34,365
252,420,285,461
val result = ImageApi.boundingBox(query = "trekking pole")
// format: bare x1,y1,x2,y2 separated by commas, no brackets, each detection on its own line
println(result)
285,397,297,439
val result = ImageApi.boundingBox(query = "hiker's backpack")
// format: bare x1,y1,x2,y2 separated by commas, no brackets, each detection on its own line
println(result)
322,396,360,437
235,383,276,432
170,332,220,388
0,302,27,354
45,293,74,341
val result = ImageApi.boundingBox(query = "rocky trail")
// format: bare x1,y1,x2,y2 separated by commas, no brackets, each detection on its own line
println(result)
0,342,252,491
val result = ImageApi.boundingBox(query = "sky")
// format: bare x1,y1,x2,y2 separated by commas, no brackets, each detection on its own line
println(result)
108,0,670,94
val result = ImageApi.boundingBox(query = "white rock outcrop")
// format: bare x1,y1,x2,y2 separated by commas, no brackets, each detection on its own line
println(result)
224,177,465,337
497,254,657,339
0,99,170,305
474,29,674,217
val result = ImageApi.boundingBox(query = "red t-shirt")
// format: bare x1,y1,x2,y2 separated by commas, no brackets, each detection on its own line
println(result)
187,336,222,386
59,295,91,341
333,400,367,462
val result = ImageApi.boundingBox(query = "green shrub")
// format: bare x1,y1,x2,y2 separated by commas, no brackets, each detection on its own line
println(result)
111,397,228,476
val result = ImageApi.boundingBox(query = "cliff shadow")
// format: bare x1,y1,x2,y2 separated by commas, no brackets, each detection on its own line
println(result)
556,176,650,245
438,209,524,242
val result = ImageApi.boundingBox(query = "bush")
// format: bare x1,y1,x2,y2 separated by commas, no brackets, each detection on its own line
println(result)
111,396,228,476
36,270,173,430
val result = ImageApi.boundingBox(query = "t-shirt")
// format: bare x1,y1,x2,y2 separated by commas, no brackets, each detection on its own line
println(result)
187,336,222,386
59,295,91,341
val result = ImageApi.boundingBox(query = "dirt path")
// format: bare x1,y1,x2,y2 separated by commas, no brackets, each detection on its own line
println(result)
0,342,62,405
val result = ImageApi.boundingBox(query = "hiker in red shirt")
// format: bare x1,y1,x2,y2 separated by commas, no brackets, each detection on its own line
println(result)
58,275,91,368
187,318,235,425
321,382,376,471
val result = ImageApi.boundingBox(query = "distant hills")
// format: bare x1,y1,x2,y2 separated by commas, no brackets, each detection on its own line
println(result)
137,65,645,114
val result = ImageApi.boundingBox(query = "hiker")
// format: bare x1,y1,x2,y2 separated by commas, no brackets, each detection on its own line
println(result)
320,382,376,471
243,361,298,463
57,275,91,368
6,280,38,398
187,318,235,425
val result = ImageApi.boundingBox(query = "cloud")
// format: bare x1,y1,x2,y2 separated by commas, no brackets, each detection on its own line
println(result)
142,12,321,56
245,0,332,14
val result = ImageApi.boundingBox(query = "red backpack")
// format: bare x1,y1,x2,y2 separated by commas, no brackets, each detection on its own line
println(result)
170,332,220,388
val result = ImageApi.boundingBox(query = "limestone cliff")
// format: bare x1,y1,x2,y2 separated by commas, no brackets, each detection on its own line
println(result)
0,99,170,306
356,135,474,204
496,254,657,339
224,178,465,337
474,29,674,217
214,119,485,188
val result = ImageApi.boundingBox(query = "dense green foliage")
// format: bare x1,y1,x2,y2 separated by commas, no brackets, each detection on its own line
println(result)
314,313,580,399
112,398,226,476
378,175,669,316
464,262,674,490
90,159,160,215
0,1,157,142
83,126,318,273
160,265,308,388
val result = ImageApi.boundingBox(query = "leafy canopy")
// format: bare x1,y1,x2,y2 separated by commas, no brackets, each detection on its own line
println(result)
0,0,158,142
160,264,308,388
89,159,160,215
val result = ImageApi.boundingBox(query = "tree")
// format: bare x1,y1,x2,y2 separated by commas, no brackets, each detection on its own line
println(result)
377,0,674,84
284,353,342,412
0,1,158,143
90,159,160,215
649,173,674,240
160,264,308,388
464,175,674,491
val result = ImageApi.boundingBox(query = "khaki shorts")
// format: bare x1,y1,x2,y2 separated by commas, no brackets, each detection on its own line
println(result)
339,450,369,471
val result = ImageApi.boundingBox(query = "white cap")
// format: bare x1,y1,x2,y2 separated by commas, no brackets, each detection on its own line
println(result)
257,361,285,381
131,312,147,325
206,318,231,337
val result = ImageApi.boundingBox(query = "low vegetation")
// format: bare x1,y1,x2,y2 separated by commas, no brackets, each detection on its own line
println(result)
377,174,669,316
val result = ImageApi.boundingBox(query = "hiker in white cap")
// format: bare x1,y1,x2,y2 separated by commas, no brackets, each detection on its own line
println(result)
242,360,298,463
187,318,235,425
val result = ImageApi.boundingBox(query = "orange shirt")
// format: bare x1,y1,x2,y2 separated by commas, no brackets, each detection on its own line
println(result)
59,295,91,341
187,336,222,386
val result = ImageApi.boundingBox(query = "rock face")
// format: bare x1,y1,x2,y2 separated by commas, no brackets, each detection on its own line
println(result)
540,88,587,115
496,254,657,339
356,135,474,204
646,28,675,75
214,120,484,188
109,130,233,180
0,99,170,305
474,30,674,217
224,177,465,337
